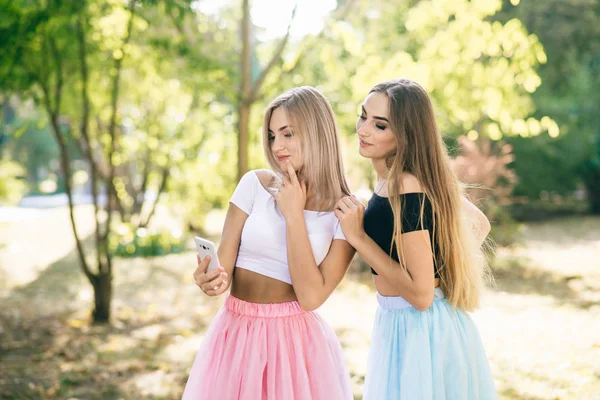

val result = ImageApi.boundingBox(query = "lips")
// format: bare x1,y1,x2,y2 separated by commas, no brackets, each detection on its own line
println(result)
359,138,372,148
277,155,290,162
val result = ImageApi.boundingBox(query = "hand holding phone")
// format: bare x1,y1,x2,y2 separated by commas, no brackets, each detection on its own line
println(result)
194,236,220,273
193,236,228,296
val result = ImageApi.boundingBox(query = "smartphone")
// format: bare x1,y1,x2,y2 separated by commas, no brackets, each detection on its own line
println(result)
194,236,220,273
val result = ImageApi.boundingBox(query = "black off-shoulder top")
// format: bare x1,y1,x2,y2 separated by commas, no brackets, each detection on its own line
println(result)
363,192,441,278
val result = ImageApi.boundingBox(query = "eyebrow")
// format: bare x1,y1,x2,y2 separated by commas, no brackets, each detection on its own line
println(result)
362,105,389,123
268,125,292,133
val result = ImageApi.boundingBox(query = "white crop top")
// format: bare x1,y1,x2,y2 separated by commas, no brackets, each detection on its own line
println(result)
230,170,346,285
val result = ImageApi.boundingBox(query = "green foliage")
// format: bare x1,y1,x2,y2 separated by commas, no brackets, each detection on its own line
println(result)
267,0,560,203
168,121,239,231
1,0,597,230
2,103,59,186
291,0,556,142
506,134,580,199
489,205,524,246
0,159,27,205
496,0,600,211
110,223,185,258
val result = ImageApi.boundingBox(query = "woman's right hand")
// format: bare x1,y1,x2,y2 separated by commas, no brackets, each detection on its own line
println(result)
193,254,229,296
334,195,366,246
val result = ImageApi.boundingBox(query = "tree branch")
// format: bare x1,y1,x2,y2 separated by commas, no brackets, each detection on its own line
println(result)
268,0,356,85
247,2,298,103
76,8,108,272
139,167,169,228
104,0,138,265
48,38,63,117
42,32,96,283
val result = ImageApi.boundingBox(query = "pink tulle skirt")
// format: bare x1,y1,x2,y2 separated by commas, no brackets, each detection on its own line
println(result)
181,295,353,400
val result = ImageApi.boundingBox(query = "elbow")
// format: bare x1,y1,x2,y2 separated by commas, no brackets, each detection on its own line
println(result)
298,296,324,312
477,210,492,237
412,290,435,311
482,216,491,237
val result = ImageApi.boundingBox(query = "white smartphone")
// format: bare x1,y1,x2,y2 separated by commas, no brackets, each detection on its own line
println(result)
194,236,220,273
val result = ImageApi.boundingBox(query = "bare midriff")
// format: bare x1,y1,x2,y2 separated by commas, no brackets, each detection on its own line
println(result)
230,267,298,303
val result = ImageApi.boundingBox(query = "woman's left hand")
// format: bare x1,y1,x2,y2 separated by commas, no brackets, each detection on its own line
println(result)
275,160,307,221
334,195,366,245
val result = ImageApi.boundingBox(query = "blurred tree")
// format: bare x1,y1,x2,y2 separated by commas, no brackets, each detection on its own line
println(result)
272,0,555,201
0,0,138,323
0,0,228,323
0,159,26,205
148,0,242,231
236,0,296,180
496,0,600,212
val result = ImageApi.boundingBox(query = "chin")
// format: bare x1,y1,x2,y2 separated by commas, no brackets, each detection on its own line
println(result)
358,146,373,159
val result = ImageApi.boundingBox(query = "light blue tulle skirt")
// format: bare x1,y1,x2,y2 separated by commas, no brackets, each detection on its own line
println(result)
363,288,497,400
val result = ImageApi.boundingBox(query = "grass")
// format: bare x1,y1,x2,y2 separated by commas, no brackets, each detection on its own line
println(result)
1,207,599,399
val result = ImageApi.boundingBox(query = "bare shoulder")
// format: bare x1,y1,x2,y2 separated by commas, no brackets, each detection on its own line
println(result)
399,173,424,194
253,169,277,190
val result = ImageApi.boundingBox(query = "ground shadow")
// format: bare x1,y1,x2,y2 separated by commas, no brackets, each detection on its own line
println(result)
5,235,94,307
491,255,598,310
0,239,220,400
518,215,600,247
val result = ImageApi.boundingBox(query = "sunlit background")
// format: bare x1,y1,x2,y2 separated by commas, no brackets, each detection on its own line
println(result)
1,0,599,399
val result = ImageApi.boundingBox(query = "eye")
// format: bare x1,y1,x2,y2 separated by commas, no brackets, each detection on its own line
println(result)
376,124,386,130
357,114,366,120
268,134,275,141
284,132,293,138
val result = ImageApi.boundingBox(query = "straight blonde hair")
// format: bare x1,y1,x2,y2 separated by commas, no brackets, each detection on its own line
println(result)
262,86,351,211
370,79,491,311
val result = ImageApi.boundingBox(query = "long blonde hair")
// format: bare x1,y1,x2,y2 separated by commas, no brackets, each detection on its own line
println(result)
262,86,351,211
370,78,490,311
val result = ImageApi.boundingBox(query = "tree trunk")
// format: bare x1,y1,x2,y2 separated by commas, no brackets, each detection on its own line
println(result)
237,103,250,180
236,0,295,180
91,272,112,323
238,0,251,180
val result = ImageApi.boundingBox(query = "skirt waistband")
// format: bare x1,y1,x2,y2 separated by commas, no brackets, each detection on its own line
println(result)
377,287,445,310
224,294,306,318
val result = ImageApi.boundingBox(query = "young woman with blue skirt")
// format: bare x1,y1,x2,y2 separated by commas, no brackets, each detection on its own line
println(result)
335,78,498,399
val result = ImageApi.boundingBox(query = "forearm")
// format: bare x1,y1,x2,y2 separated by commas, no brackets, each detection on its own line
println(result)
285,214,327,308
216,205,247,291
350,233,425,302
216,246,237,290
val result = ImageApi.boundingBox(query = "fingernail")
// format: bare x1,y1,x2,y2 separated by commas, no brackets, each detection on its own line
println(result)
214,286,219,290
221,272,227,278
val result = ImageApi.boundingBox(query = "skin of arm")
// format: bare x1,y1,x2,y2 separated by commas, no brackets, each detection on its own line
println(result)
275,161,356,311
285,214,356,311
460,196,491,247
341,205,435,311
335,176,436,311
193,202,248,296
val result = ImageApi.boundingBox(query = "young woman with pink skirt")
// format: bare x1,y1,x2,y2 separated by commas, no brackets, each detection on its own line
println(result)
181,86,355,399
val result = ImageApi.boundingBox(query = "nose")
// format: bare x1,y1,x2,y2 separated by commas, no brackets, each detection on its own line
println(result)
357,118,369,138
271,135,284,152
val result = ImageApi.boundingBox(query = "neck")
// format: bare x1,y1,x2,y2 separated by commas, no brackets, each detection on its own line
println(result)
372,158,389,180
305,186,318,210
